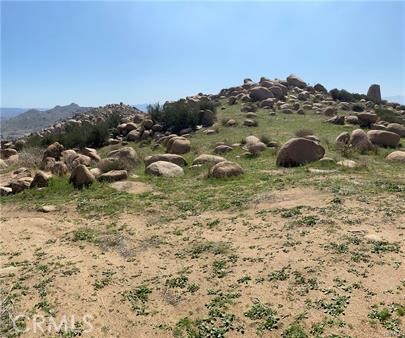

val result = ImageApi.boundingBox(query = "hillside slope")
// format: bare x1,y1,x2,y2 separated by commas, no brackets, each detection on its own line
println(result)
0,103,91,139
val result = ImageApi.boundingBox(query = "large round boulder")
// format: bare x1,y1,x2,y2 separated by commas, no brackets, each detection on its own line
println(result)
99,147,140,172
367,130,400,148
386,123,405,137
349,129,373,152
269,86,284,99
43,142,64,160
145,161,184,177
69,164,95,189
209,161,244,178
286,74,306,88
249,87,274,102
144,154,187,167
357,112,378,127
276,138,325,167
167,137,191,155
127,130,141,141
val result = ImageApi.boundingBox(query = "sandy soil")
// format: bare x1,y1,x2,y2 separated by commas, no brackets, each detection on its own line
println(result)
1,187,404,337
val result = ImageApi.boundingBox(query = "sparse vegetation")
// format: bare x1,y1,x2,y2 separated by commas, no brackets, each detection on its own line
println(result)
1,90,404,338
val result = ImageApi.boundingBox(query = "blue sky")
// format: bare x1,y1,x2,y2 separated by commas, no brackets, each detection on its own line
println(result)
1,1,404,107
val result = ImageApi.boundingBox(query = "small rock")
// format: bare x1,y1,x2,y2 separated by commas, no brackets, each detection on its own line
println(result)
337,160,359,168
38,205,57,213
0,187,12,196
335,132,350,146
243,119,257,127
214,145,233,154
98,170,128,182
386,151,405,163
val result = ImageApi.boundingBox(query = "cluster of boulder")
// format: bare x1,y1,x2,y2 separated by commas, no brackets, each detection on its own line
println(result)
0,168,52,196
0,143,19,170
0,130,246,194
1,74,404,196
212,75,404,129
336,128,401,152
0,141,140,194
26,103,145,141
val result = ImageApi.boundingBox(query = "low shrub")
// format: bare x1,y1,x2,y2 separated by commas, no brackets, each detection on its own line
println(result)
329,88,368,102
147,98,217,132
375,108,405,124
14,147,44,169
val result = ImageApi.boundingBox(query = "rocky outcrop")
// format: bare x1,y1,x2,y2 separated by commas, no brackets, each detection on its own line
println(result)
367,84,381,103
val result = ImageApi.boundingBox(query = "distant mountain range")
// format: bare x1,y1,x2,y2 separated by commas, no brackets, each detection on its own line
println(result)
0,103,91,139
0,107,47,120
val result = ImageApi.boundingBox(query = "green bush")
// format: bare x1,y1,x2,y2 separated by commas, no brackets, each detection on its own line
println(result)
26,112,121,149
375,108,405,124
147,102,164,122
147,98,216,132
329,89,368,103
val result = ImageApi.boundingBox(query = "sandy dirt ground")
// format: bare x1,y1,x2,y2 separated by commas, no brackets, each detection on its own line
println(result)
1,187,404,337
